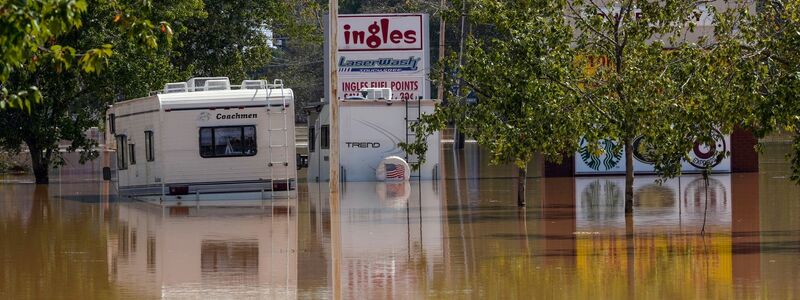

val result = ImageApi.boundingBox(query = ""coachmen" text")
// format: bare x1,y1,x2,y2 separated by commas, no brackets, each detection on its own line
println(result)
217,113,257,119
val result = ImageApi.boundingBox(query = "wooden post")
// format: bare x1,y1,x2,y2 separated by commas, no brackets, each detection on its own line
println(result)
329,0,340,192
328,2,342,300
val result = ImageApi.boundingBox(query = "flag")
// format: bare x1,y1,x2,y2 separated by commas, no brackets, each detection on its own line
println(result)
385,163,405,179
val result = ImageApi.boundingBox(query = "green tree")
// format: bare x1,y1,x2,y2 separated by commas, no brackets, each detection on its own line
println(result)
733,0,800,182
566,1,746,213
0,0,199,183
256,0,326,112
171,0,303,83
0,0,174,111
403,0,586,207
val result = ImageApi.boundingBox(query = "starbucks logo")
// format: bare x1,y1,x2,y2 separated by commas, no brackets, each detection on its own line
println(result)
688,129,726,168
579,138,622,171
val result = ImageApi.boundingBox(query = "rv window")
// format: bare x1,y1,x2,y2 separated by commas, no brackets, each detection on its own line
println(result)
200,128,214,157
116,135,127,170
129,144,136,165
145,131,154,162
309,127,315,153
199,126,257,158
321,125,329,149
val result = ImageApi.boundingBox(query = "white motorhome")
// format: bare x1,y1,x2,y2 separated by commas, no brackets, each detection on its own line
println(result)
306,90,440,182
108,77,297,200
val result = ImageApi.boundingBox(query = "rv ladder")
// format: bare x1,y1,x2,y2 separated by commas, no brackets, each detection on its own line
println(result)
404,98,422,179
265,79,295,199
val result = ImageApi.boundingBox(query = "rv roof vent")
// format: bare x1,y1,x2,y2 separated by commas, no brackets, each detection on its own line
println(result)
360,88,393,100
186,77,229,91
164,82,188,94
241,80,267,90
203,79,230,91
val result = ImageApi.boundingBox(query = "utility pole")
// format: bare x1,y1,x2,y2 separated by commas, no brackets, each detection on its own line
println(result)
328,2,342,300
454,0,467,149
437,0,446,102
329,0,340,192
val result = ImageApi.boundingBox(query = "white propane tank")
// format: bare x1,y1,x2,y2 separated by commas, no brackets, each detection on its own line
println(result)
375,156,411,181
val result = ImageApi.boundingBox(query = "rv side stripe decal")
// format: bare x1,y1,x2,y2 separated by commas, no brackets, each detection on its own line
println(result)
115,109,160,118
165,104,285,112
117,178,293,190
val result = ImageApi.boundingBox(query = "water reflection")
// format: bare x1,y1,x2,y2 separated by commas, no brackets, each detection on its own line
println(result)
0,170,117,299
306,180,444,299
575,175,732,231
108,200,298,298
1,150,800,298
300,172,800,299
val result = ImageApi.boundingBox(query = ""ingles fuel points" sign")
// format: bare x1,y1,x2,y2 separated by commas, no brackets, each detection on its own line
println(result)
325,14,430,101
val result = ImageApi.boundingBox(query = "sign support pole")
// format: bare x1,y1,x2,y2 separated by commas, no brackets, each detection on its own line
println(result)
328,2,342,300
329,0,340,192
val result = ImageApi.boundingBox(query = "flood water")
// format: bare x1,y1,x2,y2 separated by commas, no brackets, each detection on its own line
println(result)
2,143,800,299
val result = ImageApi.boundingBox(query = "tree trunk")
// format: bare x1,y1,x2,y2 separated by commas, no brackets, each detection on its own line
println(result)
517,165,526,207
624,138,634,214
625,213,635,298
29,146,50,184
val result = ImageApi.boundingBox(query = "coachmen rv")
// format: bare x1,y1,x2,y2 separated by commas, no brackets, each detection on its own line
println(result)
107,77,297,201
305,89,441,181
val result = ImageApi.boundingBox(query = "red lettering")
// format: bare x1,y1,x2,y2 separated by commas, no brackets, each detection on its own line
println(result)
352,31,365,44
403,30,417,44
342,82,357,91
342,18,420,48
380,18,390,43
390,30,403,43
367,21,381,48
368,81,387,88
390,81,419,91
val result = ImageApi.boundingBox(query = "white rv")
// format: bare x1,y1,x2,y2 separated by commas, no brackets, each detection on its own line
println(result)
306,91,440,181
108,77,297,200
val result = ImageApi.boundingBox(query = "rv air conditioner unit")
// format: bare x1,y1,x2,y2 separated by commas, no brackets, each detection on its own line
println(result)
359,88,392,100
186,77,230,91
203,79,230,91
241,80,267,90
163,82,188,94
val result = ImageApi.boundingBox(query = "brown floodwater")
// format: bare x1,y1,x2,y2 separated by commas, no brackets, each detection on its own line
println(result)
1,143,799,299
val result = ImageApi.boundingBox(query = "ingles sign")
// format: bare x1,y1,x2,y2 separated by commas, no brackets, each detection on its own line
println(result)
326,14,430,100
338,15,423,51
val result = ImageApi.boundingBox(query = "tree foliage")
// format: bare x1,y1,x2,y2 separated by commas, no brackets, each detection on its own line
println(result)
401,0,586,206
0,0,175,111
403,0,756,209
0,0,199,183
564,0,751,211
732,0,800,181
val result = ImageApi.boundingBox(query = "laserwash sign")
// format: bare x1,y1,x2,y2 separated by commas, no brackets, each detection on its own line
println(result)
325,14,430,100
